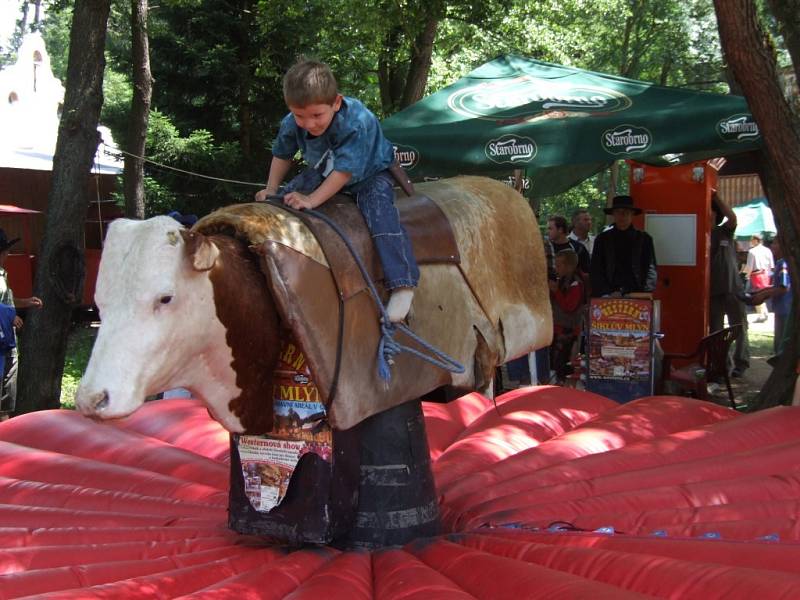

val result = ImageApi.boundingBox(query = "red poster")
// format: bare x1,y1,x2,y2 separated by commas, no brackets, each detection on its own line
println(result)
588,298,653,382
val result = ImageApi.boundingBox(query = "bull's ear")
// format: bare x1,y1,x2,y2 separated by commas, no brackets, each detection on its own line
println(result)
179,229,219,272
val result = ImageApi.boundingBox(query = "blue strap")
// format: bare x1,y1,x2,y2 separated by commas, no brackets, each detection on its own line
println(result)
262,197,465,381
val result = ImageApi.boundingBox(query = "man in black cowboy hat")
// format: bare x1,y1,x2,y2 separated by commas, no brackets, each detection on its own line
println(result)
0,228,43,413
590,195,657,298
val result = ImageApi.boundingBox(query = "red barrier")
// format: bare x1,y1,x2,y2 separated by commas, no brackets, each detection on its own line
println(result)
439,395,739,525
284,552,372,600
433,387,616,489
0,409,228,488
372,548,474,599
483,530,800,574
110,399,230,463
422,392,497,460
455,532,800,598
0,391,797,597
406,538,646,599
455,437,800,530
184,548,339,599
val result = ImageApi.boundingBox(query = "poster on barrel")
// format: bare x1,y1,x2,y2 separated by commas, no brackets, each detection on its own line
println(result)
237,339,332,513
586,297,659,403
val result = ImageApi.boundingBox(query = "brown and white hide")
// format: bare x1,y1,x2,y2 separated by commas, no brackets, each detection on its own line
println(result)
197,175,552,430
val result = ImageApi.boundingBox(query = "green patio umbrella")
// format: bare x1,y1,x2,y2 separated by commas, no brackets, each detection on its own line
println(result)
732,197,776,239
382,55,761,198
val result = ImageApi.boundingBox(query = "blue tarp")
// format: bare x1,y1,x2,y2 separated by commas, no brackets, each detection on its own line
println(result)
732,197,776,239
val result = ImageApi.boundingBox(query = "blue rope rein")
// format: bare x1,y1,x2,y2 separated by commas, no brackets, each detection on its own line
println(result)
263,197,465,381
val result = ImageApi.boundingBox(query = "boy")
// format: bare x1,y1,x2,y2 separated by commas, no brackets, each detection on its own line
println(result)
255,60,418,322
549,249,585,383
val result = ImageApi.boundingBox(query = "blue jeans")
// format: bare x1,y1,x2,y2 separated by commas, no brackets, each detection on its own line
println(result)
284,168,419,290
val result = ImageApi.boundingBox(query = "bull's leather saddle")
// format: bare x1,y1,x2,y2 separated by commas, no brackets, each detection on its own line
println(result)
296,190,460,301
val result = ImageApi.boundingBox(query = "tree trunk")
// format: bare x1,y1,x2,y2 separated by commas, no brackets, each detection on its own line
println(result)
378,26,406,114
16,0,111,415
123,0,151,220
19,1,29,37
607,161,620,203
399,16,438,109
715,0,800,408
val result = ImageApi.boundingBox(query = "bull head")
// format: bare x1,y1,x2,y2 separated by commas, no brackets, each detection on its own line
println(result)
75,217,273,432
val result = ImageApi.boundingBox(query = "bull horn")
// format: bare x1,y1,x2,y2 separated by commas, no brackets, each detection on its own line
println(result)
179,229,220,272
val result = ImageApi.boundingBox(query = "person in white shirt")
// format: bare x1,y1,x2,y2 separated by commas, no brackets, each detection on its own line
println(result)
744,233,774,323
568,208,595,257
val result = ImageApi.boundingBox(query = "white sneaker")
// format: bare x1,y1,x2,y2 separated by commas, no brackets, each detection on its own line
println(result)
386,288,414,322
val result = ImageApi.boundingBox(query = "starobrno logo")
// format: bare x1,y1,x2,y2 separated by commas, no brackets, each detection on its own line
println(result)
717,114,760,142
393,144,419,170
601,124,652,155
485,134,537,164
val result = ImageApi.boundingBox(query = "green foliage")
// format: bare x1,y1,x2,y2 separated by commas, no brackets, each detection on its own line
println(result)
139,111,249,216
537,177,608,235
59,324,97,409
427,0,728,93
100,68,133,145
40,1,72,78
32,0,733,220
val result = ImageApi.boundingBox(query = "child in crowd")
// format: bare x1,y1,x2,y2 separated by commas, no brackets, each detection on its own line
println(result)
255,59,418,322
549,249,585,383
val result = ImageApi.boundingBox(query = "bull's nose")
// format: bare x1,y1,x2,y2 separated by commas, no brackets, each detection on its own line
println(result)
86,390,110,413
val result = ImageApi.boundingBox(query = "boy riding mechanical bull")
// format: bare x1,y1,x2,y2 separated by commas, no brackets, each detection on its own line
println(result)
255,59,418,324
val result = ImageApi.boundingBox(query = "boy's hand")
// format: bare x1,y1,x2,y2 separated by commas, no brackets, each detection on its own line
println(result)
283,192,320,210
254,188,277,202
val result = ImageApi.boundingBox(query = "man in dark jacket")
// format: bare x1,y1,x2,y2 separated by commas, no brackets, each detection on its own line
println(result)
709,191,749,377
590,195,657,297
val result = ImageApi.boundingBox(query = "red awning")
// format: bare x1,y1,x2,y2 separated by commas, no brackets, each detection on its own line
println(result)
0,204,42,214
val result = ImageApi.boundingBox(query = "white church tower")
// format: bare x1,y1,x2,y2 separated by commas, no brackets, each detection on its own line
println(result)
0,32,122,173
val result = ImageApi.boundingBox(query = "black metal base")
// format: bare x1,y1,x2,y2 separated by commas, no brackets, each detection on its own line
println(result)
344,399,440,549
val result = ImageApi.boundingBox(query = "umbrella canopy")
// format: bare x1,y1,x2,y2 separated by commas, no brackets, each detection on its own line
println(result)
382,55,761,198
732,197,776,239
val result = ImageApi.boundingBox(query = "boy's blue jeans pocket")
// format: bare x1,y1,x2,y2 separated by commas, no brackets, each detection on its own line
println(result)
282,169,419,290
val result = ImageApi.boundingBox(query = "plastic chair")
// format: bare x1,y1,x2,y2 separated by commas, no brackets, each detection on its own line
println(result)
661,325,741,409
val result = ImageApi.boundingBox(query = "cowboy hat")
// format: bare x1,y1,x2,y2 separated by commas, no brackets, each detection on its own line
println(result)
0,229,20,253
603,195,642,215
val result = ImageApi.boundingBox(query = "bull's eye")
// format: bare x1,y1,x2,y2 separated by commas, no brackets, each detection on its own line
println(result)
159,295,173,305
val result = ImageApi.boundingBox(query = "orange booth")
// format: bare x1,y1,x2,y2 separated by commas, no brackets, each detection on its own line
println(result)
628,160,718,355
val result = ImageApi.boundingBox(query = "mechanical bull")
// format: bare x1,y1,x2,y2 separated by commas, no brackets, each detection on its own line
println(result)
76,176,551,433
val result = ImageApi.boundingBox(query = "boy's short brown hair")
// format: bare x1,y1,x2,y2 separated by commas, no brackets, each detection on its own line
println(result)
283,59,338,107
555,248,579,270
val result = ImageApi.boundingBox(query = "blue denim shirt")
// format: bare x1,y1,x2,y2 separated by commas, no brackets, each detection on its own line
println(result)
272,97,395,186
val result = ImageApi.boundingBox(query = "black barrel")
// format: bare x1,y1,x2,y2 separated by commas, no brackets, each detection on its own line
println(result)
344,399,440,549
